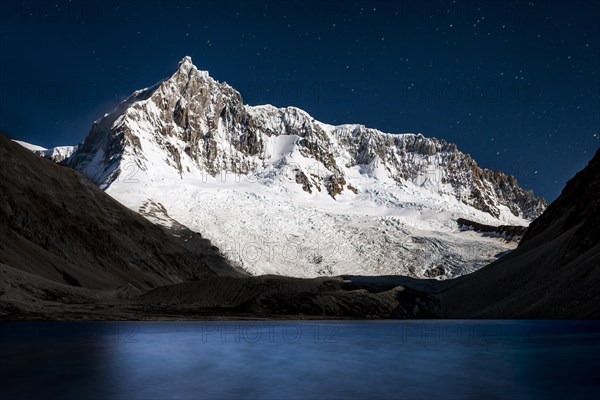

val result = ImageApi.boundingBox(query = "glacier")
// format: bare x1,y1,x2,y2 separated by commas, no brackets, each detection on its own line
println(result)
59,56,547,279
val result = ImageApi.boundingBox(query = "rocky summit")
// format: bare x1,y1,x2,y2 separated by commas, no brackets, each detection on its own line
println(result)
63,56,546,279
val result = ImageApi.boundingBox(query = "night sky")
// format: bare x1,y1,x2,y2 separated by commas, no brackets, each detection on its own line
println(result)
1,0,598,201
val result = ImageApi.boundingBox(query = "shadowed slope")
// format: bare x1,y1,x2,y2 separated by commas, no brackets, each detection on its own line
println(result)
437,149,600,318
0,134,245,292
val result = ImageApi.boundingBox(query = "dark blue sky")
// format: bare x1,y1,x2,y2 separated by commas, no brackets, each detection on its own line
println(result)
1,0,598,201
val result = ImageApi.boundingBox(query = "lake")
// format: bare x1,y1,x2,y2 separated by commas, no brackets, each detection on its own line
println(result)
1,321,599,399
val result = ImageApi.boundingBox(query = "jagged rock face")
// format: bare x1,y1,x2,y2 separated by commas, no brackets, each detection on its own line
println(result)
66,56,545,220
11,140,77,163
332,125,546,219
62,57,549,279
34,146,77,163
66,84,158,186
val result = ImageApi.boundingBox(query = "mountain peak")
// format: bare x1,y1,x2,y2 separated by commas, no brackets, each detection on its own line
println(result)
179,55,193,67
173,55,212,82
64,62,548,279
176,55,198,76
67,59,546,222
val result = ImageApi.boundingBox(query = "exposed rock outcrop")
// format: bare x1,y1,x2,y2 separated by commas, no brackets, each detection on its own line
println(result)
65,56,545,220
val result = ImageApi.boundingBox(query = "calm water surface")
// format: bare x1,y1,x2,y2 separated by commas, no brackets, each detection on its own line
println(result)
0,320,599,399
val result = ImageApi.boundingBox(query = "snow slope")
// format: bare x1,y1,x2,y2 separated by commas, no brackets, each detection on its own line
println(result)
38,145,78,162
13,139,77,162
65,56,546,279
12,140,47,152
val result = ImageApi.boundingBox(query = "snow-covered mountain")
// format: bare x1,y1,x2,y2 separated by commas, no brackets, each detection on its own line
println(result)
65,56,546,279
39,145,78,163
13,140,77,163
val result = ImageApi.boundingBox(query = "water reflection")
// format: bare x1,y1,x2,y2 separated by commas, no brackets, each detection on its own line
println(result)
0,321,598,399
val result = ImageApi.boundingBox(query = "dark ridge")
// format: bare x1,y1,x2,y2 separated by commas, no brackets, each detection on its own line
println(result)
456,218,527,242
437,149,600,318
0,133,245,293
520,148,600,252
59,269,82,287
2,131,597,320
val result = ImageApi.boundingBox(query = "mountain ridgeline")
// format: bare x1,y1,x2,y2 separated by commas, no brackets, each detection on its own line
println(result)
67,56,545,221
54,56,549,279
1,136,597,319
1,51,597,317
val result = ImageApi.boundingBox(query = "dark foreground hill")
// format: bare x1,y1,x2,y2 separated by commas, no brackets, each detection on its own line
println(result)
1,134,431,319
1,133,598,319
435,149,600,318
0,134,247,309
